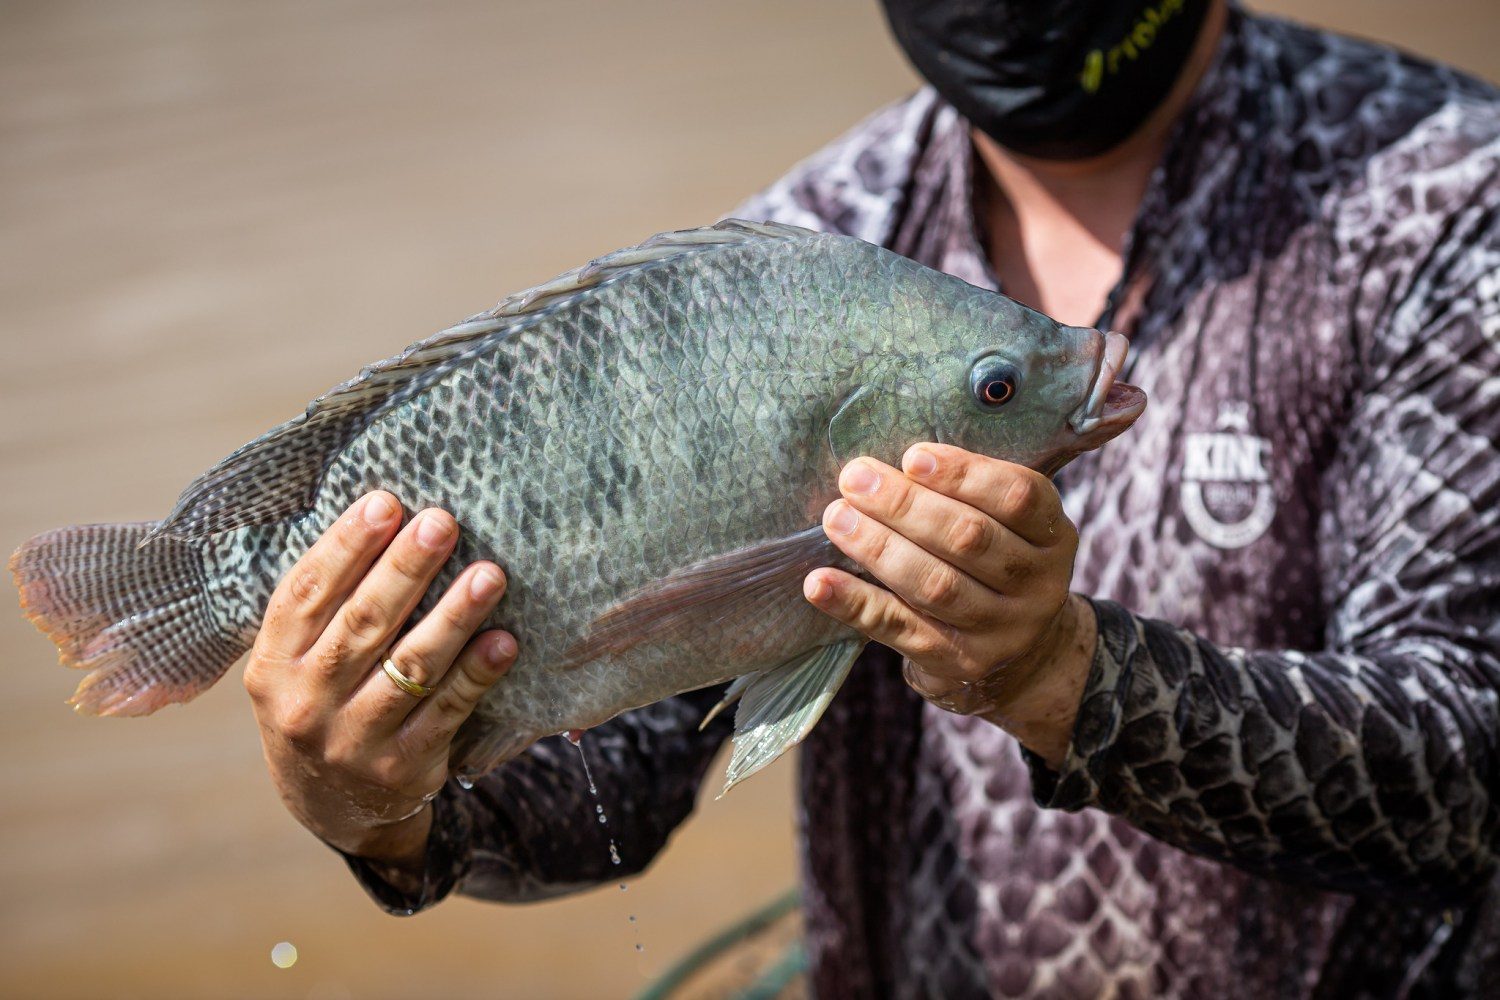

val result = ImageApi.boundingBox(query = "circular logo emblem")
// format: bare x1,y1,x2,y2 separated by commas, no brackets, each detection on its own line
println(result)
1180,403,1276,549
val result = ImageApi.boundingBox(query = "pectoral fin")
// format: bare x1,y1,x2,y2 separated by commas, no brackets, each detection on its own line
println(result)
828,382,921,467
719,638,865,797
565,526,840,666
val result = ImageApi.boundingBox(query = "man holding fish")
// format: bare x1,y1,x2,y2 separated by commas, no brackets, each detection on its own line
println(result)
244,0,1499,994
93,0,1500,994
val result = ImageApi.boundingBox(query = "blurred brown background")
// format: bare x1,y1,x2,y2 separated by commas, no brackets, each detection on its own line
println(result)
1,2,1494,997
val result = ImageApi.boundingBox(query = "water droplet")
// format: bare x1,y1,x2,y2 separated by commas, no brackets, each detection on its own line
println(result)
455,774,474,790
574,740,599,797
270,941,298,969
573,734,633,946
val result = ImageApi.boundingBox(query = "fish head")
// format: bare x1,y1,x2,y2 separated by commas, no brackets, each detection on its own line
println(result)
920,294,1147,476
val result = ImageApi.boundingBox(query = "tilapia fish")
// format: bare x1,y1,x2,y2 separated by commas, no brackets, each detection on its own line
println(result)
12,220,1145,792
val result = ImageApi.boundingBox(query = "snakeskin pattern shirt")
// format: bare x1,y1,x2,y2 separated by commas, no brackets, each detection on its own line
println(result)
344,10,1500,997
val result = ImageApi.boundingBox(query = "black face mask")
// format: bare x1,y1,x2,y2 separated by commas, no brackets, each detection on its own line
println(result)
878,0,1212,160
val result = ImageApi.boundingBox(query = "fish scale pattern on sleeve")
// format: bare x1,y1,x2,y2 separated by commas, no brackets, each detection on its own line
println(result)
1032,598,1499,901
1026,164,1500,901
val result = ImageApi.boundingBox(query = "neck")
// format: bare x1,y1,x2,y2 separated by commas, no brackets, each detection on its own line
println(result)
973,0,1227,327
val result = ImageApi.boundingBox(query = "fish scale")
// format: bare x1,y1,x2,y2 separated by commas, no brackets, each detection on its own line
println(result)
11,219,1145,793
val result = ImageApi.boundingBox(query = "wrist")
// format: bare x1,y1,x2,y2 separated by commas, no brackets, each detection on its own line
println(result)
336,801,435,872
977,593,1096,767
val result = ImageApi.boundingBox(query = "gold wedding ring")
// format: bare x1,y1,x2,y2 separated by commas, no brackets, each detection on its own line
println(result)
382,659,435,698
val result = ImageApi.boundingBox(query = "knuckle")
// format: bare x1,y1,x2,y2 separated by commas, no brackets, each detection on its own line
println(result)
390,645,438,685
319,745,350,775
888,479,918,520
366,755,414,794
242,663,267,702
438,597,477,632
285,565,326,608
451,661,491,702
396,722,449,759
430,658,489,719
934,448,972,489
329,518,368,556
432,669,487,724
1056,518,1080,550
863,526,893,566
313,633,355,673
430,687,473,721
342,594,392,641
1000,474,1041,522
870,596,908,639
817,578,860,622
276,699,322,743
321,736,360,772
903,628,944,661
918,565,961,609
947,514,992,558
389,538,441,583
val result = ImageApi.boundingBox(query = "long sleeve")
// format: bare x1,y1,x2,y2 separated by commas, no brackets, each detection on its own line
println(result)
342,684,733,914
1028,183,1500,902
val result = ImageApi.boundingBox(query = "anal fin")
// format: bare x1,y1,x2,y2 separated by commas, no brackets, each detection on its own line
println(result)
719,638,864,797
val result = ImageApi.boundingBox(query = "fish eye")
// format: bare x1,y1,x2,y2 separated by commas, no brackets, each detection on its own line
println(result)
969,357,1020,409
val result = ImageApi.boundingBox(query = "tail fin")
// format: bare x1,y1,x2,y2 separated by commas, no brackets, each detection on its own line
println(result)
10,523,249,716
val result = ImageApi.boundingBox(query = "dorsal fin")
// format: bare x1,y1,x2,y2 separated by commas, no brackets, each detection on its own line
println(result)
145,219,813,541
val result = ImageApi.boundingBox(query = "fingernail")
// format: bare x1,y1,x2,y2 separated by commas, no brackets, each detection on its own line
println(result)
485,632,517,665
416,511,453,548
804,574,831,603
841,461,880,496
905,448,937,478
362,493,395,526
827,502,859,536
470,566,503,600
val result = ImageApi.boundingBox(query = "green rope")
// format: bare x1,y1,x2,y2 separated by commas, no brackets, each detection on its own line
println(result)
735,942,808,1000
633,888,802,1000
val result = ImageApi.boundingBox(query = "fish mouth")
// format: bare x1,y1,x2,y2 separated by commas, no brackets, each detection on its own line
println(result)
1068,331,1147,435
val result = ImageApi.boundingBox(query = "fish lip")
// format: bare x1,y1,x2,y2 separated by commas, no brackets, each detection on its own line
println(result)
1068,331,1134,434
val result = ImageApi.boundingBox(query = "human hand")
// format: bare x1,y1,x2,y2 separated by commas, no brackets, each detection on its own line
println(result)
243,491,517,870
803,444,1096,765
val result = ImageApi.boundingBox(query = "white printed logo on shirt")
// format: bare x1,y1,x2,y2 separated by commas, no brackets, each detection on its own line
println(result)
1181,403,1276,549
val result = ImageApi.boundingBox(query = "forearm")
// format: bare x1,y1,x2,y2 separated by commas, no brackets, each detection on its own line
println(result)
1023,599,1499,901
